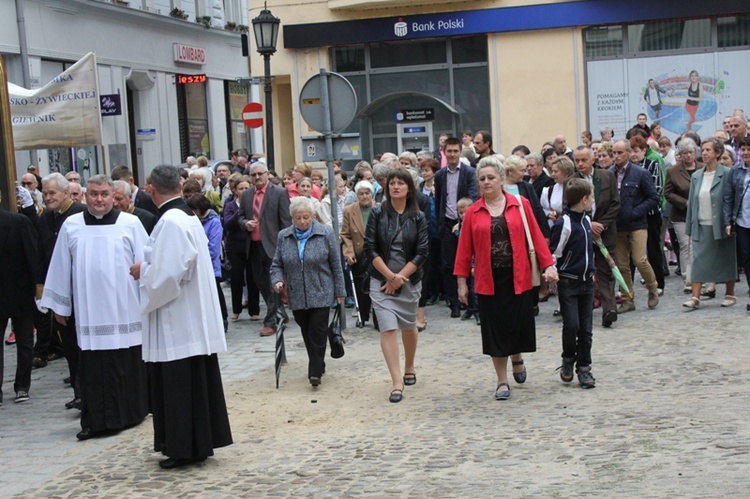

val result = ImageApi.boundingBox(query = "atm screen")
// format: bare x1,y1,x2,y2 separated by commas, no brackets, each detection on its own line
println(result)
404,126,427,134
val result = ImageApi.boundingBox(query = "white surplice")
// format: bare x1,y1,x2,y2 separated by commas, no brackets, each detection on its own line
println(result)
140,206,226,362
40,212,147,351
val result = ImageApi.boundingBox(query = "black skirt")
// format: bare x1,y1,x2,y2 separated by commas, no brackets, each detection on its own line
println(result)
477,267,537,357
149,354,233,459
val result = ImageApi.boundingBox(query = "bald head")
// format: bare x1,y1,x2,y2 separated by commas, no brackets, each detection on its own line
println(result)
21,173,38,191
553,135,567,154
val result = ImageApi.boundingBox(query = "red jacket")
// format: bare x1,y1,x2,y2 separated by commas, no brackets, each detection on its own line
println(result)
454,195,554,295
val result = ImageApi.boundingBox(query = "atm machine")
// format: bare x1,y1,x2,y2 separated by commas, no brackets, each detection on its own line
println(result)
396,122,434,154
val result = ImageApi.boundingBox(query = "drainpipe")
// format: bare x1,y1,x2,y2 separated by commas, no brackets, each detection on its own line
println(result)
16,0,35,167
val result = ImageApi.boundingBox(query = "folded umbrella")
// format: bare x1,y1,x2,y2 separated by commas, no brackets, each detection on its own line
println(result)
594,237,632,299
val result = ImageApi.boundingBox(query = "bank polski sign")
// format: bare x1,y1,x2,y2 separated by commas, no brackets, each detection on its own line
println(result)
393,16,466,38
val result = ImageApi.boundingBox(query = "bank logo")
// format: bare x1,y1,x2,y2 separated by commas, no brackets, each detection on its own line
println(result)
394,19,407,37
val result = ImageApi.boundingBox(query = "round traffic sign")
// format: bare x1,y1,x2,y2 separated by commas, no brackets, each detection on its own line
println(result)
299,72,357,134
242,102,263,129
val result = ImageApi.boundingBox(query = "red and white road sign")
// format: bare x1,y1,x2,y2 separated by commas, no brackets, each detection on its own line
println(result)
242,102,263,128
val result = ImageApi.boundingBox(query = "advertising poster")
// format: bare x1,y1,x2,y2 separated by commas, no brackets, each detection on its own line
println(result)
587,50,750,142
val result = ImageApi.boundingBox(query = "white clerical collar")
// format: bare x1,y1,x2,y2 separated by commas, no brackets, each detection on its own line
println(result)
158,196,183,209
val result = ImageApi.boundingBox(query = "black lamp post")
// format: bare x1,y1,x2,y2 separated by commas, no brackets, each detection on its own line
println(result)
252,4,280,172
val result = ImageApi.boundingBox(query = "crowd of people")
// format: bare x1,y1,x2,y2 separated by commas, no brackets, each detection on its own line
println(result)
3,112,750,454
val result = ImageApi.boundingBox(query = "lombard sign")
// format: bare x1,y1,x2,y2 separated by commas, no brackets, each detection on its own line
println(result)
173,43,206,65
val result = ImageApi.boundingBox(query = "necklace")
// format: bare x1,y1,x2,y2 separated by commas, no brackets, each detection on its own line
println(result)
485,196,506,217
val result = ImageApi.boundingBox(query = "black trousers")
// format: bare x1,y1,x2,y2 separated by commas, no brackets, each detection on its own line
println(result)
248,241,278,328
440,219,459,307
33,309,64,359
352,274,372,323
0,312,34,400
292,307,329,379
226,250,260,316
58,314,81,399
646,212,665,289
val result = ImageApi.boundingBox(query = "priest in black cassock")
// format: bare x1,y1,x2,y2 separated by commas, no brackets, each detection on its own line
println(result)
41,175,149,440
131,164,232,470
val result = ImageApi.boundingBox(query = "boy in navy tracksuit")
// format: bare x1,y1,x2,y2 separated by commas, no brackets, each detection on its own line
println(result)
549,178,597,388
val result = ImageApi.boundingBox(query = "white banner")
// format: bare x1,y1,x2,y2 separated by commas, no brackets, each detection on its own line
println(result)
587,50,750,142
8,52,102,150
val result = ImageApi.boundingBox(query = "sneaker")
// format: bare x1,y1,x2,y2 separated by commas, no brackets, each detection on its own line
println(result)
461,309,476,320
5,331,16,345
558,358,575,383
15,391,30,403
647,289,660,309
577,368,596,389
474,314,481,326
344,297,355,309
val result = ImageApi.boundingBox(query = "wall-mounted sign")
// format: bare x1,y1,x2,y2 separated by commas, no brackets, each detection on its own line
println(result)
395,108,434,122
176,74,207,84
173,43,206,65
100,94,121,116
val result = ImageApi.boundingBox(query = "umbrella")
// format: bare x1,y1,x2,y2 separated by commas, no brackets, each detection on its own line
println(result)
274,294,288,389
594,237,632,299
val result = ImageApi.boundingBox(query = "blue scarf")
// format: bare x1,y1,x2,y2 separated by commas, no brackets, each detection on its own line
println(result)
295,223,314,262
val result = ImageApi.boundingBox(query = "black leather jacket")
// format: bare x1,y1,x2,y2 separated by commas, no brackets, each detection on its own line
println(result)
364,206,429,285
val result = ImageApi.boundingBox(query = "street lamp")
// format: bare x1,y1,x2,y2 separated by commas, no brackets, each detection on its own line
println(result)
252,4,280,172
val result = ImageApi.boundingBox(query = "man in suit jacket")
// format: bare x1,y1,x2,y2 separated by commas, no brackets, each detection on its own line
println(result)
609,140,660,314
434,137,479,317
0,189,40,405
110,165,160,217
526,153,555,200
573,146,620,327
238,162,291,336
113,181,157,234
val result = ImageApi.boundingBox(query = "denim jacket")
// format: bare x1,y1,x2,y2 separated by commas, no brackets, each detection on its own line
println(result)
723,162,750,228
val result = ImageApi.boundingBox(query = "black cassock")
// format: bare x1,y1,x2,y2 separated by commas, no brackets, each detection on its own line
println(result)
79,210,148,432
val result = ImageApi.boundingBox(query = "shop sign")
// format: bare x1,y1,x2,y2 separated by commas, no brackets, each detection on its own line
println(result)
173,43,206,65
395,108,434,122
100,94,121,116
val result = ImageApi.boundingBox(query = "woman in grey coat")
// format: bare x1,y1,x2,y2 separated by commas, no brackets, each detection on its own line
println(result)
271,197,346,387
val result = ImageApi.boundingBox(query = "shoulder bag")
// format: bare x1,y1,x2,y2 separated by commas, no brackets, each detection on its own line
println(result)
515,195,541,287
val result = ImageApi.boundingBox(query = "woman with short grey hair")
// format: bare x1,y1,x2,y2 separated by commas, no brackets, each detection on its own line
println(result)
270,195,346,387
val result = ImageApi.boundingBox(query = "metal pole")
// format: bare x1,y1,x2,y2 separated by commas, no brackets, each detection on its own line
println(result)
15,0,35,168
319,68,346,329
263,54,274,172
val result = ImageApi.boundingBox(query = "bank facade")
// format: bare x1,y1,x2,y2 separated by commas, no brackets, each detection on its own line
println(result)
251,0,749,171
2,0,255,183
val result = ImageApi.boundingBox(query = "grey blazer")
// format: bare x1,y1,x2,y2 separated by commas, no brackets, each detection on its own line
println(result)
685,165,729,241
270,221,346,311
238,182,292,258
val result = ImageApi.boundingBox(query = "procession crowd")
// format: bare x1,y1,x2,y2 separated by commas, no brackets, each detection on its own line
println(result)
2,109,749,467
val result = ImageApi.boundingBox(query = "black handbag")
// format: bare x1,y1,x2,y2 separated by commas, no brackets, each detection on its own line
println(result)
327,304,345,359
220,241,232,280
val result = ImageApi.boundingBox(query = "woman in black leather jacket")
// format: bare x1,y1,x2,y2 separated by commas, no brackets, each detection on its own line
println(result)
364,168,429,403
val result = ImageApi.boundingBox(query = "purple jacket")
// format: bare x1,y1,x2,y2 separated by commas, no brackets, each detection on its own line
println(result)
200,210,223,277
222,196,247,254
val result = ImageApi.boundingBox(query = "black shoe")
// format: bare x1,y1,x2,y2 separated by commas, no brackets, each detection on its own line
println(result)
602,310,618,328
76,427,100,440
159,456,207,469
309,376,321,387
389,388,403,403
403,372,416,386
32,357,48,369
65,398,82,410
450,305,461,318
558,358,575,383
533,305,539,317
63,376,71,384
461,309,476,320
512,360,527,384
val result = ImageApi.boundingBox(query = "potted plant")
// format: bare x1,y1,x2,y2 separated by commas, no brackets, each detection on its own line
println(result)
169,7,188,19
196,15,212,29
237,24,249,34
224,21,237,31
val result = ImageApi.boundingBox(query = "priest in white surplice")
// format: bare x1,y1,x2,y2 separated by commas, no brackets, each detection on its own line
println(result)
41,175,149,441
130,164,232,470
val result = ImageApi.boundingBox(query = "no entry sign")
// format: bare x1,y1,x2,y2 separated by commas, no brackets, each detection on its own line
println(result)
242,102,263,128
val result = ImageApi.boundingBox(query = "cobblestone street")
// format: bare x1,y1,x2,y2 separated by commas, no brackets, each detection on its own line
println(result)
2,274,749,497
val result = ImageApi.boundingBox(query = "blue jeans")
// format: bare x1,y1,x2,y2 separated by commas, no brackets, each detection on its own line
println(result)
557,277,594,368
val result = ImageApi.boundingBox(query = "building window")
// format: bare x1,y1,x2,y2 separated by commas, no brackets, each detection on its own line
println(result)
370,40,447,68
584,26,623,59
627,19,710,53
332,45,366,72
177,79,209,157
226,81,250,152
718,14,750,48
